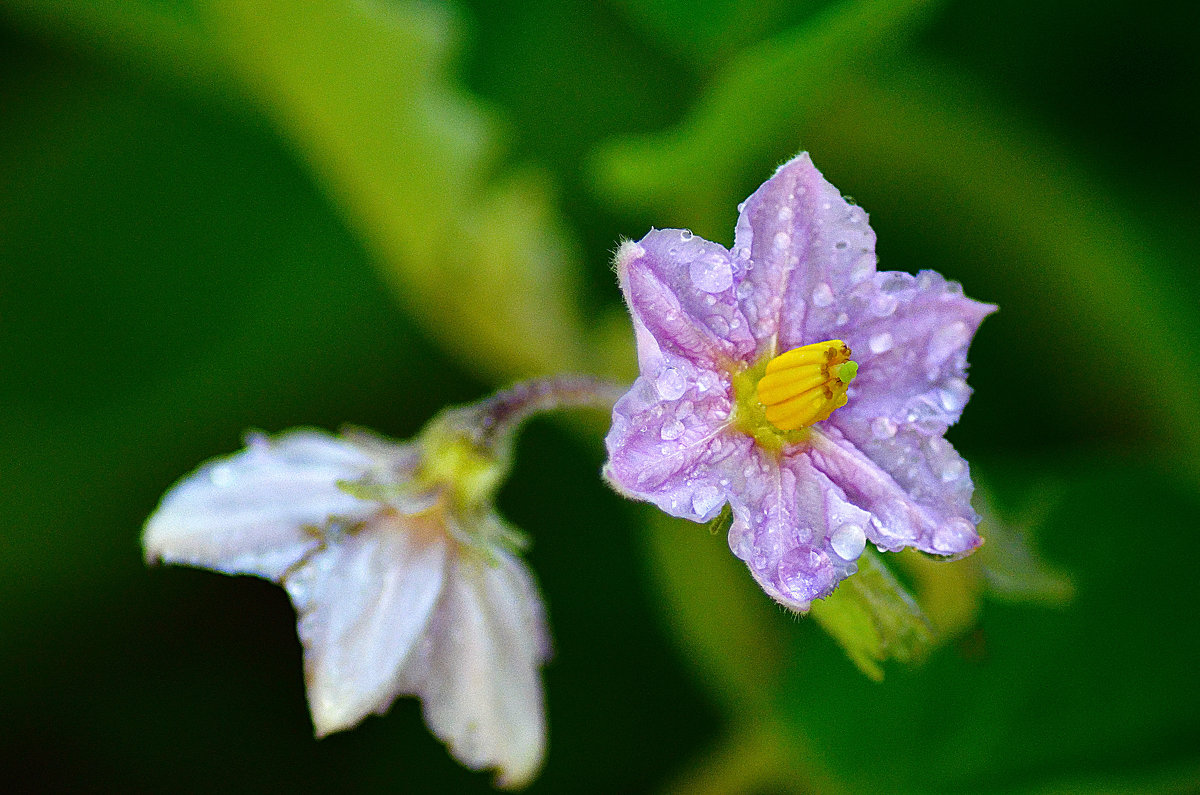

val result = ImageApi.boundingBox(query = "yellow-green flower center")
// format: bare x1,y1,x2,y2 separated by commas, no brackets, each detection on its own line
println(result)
731,340,858,451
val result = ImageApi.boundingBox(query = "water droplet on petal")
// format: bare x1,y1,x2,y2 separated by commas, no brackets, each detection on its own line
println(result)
676,400,694,419
811,282,834,307
932,518,975,553
928,321,970,364
680,229,694,241
660,419,685,441
655,367,688,400
869,332,894,354
870,293,898,317
849,255,875,284
777,205,794,221
941,458,966,482
689,254,733,293
938,378,971,412
776,544,832,600
835,312,849,326
691,485,723,516
736,202,746,213
871,416,897,439
830,524,867,561
773,231,790,249
708,315,730,336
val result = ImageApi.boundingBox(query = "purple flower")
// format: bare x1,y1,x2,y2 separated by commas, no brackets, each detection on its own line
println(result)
604,153,995,612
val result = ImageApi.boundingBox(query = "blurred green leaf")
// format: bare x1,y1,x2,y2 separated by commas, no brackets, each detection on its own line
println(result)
975,485,1074,606
202,0,591,379
779,461,1200,793
638,510,788,714
588,0,944,238
810,548,934,680
6,0,596,380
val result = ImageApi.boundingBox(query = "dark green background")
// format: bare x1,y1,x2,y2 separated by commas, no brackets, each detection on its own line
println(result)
2,1,1197,792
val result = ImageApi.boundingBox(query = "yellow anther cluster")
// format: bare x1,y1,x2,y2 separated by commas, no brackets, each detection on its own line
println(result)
756,340,858,431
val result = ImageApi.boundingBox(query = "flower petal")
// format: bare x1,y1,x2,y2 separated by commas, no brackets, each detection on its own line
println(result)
143,431,376,580
399,550,551,790
726,448,872,611
604,375,746,522
732,153,877,355
808,426,980,556
824,269,996,432
616,232,756,371
284,513,449,737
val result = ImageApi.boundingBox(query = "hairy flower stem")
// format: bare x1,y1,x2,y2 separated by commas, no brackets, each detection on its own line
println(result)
469,375,629,450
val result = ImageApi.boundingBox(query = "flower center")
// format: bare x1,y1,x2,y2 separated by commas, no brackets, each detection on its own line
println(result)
755,340,858,431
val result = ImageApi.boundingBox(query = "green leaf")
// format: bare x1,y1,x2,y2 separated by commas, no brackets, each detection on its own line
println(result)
588,0,944,238
6,0,596,381
778,461,1200,793
809,547,934,680
638,510,788,714
200,0,592,379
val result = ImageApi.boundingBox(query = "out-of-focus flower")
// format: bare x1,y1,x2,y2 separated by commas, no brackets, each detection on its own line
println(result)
604,153,995,612
145,412,550,788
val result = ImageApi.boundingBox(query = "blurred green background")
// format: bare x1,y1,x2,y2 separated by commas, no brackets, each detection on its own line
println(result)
2,0,1198,792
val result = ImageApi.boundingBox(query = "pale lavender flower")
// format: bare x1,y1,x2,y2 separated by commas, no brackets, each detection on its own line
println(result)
145,426,549,789
604,153,995,612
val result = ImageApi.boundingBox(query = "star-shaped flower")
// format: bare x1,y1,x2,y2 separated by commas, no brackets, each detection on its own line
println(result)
604,153,995,611
145,423,549,789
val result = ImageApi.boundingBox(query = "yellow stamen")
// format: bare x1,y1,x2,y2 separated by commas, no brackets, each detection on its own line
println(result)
756,340,858,431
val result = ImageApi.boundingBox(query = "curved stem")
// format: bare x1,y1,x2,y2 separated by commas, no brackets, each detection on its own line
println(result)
470,374,628,449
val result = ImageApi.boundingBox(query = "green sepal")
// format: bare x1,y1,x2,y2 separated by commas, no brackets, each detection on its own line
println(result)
809,547,934,680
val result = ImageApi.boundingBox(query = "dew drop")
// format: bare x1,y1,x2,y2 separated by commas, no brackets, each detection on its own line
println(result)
928,321,969,364
869,332,894,354
773,231,791,249
704,294,717,306
777,205,794,221
691,485,723,516
932,518,975,553
689,255,733,293
776,544,829,600
736,202,746,213
210,464,235,487
830,524,867,561
655,367,688,400
941,458,966,482
849,255,875,284
696,371,719,393
870,294,898,317
835,312,849,326
871,416,897,439
708,315,730,336
811,282,834,307
938,378,971,412
676,400,694,419
680,229,694,241
660,419,685,441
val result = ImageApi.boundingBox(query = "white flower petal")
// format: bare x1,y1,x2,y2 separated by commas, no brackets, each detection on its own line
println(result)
143,431,376,580
401,550,551,790
286,513,449,737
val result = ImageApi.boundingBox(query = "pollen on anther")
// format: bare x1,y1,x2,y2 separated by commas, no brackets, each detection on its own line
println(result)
756,340,858,431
